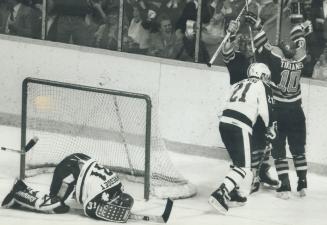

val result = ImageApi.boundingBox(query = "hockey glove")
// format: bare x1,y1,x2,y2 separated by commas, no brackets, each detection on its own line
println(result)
266,121,278,141
301,20,313,37
244,11,262,30
227,20,240,35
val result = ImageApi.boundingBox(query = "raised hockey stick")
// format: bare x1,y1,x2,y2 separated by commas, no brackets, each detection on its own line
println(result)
207,5,247,67
245,0,256,62
129,198,173,223
1,136,39,154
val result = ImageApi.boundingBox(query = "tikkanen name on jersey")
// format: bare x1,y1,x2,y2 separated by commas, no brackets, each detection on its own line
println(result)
280,59,303,70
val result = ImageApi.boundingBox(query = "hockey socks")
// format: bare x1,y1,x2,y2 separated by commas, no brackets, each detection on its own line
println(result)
293,154,308,197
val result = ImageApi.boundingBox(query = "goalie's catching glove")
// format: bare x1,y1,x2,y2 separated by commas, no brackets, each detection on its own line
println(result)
244,11,263,30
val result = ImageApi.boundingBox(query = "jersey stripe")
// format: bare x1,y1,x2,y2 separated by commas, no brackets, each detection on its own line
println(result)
222,109,253,128
78,161,96,204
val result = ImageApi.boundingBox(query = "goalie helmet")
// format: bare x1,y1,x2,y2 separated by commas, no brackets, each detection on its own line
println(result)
247,63,271,82
86,191,134,223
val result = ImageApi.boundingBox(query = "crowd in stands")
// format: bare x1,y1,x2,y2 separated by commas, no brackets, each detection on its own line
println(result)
0,0,327,80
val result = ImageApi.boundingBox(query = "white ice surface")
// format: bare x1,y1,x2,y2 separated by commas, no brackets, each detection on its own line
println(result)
1,125,327,225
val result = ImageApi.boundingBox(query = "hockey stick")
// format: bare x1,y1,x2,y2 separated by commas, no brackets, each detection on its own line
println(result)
129,198,173,223
1,136,39,154
250,141,272,194
245,0,256,62
207,5,246,67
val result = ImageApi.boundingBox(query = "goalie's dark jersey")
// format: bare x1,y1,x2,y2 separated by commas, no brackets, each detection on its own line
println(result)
254,30,306,107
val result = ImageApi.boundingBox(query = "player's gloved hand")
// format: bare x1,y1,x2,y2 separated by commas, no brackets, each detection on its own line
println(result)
227,20,240,34
244,11,262,30
266,121,278,141
301,20,313,36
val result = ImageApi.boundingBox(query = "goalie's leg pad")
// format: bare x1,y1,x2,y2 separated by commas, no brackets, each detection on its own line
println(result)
85,192,134,223
3,179,69,213
2,179,27,208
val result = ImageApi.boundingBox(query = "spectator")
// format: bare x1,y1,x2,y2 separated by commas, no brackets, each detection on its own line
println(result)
147,13,183,58
158,0,186,30
124,4,151,54
50,0,96,46
201,11,225,65
259,0,278,23
312,51,327,80
175,0,214,38
176,19,210,63
94,10,120,50
0,1,9,34
3,0,41,38
304,0,327,77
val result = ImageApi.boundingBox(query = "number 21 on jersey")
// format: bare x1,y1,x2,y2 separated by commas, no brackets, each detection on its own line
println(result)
229,81,252,102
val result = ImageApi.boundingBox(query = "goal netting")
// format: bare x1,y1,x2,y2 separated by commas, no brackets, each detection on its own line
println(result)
20,77,196,199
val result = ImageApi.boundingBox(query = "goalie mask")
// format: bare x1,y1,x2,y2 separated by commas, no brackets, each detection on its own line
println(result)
247,63,271,82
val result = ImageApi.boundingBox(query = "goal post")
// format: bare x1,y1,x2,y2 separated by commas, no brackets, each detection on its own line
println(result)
20,77,196,200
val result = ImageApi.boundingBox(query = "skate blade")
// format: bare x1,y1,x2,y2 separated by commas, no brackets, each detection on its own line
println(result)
262,181,280,190
276,191,290,200
208,196,227,215
227,201,246,208
298,188,307,197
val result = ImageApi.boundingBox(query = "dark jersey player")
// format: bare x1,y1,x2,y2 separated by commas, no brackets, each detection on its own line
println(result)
221,20,279,193
2,153,134,223
245,11,311,199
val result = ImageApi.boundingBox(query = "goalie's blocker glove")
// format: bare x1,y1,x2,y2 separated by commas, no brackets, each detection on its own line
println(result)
244,11,263,30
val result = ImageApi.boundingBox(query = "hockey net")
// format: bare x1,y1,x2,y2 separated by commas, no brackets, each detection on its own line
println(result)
20,78,196,200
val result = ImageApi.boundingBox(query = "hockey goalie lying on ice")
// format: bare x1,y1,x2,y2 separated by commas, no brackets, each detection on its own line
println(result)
1,153,134,223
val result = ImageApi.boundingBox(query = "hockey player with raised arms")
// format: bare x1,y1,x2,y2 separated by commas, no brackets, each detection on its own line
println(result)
244,10,312,199
2,153,134,223
208,62,278,214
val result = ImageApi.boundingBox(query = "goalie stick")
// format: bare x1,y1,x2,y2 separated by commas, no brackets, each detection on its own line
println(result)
1,136,39,154
129,198,173,223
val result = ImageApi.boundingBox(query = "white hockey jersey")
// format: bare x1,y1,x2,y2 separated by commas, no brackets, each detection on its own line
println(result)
75,159,122,207
220,77,274,134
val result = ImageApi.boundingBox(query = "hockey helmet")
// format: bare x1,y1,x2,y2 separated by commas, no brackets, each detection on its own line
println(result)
247,63,271,82
277,41,297,59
